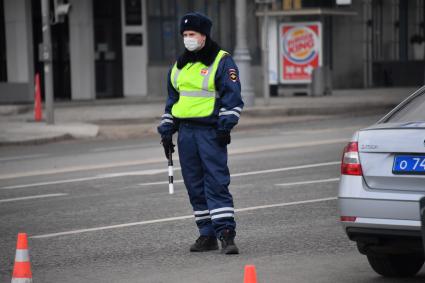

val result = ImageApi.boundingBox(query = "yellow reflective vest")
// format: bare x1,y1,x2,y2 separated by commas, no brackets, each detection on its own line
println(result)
171,50,228,118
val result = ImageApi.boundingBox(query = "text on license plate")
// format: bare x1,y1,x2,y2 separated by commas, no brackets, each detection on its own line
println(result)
393,155,425,174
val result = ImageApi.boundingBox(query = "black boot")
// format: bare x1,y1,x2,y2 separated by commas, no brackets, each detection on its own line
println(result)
219,229,239,255
190,235,219,252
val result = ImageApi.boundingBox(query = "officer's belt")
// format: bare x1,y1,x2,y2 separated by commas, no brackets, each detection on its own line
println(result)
179,120,217,128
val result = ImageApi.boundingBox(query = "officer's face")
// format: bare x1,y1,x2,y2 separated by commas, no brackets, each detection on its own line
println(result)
183,31,206,48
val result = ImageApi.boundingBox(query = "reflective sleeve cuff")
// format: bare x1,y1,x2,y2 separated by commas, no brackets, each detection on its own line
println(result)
219,107,242,118
160,113,174,125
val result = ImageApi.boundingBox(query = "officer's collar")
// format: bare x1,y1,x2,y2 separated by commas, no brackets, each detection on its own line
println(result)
177,38,221,69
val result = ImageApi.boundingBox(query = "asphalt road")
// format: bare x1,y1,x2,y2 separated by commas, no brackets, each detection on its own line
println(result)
1,114,424,282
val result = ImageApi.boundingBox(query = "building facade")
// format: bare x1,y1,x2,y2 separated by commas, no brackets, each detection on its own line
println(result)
0,0,424,103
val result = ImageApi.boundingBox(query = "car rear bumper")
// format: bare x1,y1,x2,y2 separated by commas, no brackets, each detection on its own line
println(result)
339,175,424,230
340,215,421,231
338,175,425,255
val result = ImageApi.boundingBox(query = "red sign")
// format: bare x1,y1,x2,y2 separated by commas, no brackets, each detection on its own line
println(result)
280,22,322,84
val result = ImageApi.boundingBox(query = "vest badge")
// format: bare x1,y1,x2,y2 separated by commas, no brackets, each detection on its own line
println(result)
200,68,209,76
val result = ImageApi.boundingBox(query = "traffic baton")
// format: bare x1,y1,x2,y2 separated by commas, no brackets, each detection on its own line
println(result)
168,147,174,194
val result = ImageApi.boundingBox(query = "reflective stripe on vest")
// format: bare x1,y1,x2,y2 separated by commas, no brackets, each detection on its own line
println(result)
171,50,228,118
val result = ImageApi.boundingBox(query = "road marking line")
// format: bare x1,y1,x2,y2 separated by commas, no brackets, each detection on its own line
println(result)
229,138,347,155
0,154,47,162
30,196,336,239
138,161,340,186
0,193,68,203
1,168,182,190
235,197,337,213
275,178,340,187
97,168,181,177
92,144,145,152
231,161,340,177
0,138,347,180
0,158,166,180
139,180,184,186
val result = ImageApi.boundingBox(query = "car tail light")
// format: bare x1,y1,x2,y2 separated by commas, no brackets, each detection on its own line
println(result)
340,216,357,222
341,142,363,176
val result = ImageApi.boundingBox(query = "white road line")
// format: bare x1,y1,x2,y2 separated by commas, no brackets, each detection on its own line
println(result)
30,196,336,239
231,161,339,177
139,180,184,186
236,197,337,213
138,161,340,186
0,193,68,203
228,138,347,155
0,158,168,180
275,178,340,187
0,138,347,180
92,144,145,152
1,168,182,190
2,177,106,190
0,154,47,162
97,168,180,177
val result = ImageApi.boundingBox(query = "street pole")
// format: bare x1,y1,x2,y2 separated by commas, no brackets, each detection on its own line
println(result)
262,3,270,106
41,0,55,124
234,0,255,107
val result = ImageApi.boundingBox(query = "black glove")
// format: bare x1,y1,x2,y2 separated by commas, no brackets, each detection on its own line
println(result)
216,130,231,147
161,136,175,159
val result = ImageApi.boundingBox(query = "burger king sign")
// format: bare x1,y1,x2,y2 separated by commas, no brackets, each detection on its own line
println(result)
280,22,322,84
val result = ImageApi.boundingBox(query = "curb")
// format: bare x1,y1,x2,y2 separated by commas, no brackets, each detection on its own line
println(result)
0,105,32,116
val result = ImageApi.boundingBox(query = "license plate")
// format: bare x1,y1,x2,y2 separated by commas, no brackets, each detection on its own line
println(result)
393,155,425,174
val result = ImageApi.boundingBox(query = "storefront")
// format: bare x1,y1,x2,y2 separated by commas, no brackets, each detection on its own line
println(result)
262,0,425,91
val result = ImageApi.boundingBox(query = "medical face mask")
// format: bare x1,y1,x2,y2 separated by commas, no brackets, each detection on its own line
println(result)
184,37,201,51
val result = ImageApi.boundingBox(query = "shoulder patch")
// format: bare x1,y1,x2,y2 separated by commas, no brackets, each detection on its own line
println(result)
228,69,238,82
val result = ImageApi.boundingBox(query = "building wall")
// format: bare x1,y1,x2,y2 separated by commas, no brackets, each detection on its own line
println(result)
69,0,95,100
147,66,168,100
332,0,365,88
121,0,147,97
4,0,33,83
0,0,34,103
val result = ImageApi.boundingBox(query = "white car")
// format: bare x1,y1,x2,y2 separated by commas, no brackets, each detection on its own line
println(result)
338,85,425,277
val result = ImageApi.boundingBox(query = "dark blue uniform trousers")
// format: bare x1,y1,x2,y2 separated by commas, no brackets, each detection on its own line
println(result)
178,123,236,237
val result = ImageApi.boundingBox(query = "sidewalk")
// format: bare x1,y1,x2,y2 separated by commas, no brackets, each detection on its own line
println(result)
0,87,418,145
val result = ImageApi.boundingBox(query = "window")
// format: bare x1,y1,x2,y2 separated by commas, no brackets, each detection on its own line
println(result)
0,0,7,82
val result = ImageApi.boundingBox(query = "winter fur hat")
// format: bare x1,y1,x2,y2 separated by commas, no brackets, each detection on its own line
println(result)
180,12,212,37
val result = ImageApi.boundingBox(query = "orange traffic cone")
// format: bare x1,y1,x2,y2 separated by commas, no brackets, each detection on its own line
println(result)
34,73,42,121
244,265,257,283
11,233,33,283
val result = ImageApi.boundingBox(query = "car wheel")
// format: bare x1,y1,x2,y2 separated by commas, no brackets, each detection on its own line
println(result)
366,254,424,277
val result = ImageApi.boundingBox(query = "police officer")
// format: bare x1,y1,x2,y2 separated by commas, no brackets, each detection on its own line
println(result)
158,12,244,255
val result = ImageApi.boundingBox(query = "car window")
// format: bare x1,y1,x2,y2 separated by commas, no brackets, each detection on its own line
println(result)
383,91,425,123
